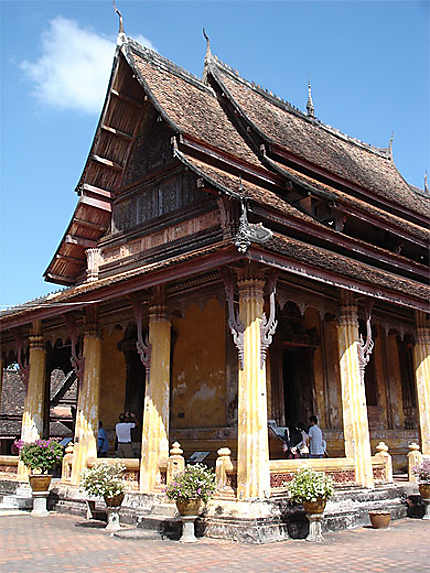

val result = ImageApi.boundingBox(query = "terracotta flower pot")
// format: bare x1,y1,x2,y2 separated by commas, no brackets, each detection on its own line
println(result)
303,498,326,514
418,484,430,500
176,498,203,516
29,474,52,493
368,511,391,529
104,492,125,507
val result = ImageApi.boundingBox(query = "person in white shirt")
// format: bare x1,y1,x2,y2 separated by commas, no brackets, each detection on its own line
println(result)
115,413,135,458
308,416,325,458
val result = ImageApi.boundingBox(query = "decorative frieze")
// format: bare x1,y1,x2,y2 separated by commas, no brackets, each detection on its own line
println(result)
103,210,219,265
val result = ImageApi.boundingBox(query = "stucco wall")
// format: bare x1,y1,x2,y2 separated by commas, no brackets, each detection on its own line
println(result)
100,328,126,429
171,298,226,429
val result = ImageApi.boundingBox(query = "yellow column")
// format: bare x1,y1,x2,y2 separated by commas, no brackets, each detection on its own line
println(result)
71,323,101,485
414,311,430,456
337,292,374,488
140,302,171,493
236,269,270,500
18,321,46,479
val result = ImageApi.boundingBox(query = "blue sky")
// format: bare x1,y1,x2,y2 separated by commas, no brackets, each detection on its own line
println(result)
1,1,429,308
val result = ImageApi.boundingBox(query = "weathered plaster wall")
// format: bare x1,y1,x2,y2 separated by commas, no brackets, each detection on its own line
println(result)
171,298,226,429
100,328,127,429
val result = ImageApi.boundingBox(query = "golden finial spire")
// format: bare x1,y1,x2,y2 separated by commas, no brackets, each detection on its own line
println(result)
306,80,315,118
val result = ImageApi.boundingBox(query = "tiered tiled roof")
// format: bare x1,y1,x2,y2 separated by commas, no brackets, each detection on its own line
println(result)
3,34,428,325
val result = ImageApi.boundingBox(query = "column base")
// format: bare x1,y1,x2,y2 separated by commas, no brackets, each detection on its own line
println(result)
180,516,198,542
306,513,324,542
106,507,121,531
31,492,49,517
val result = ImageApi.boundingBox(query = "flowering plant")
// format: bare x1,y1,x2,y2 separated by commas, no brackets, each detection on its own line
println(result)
165,464,216,503
18,439,64,474
287,467,334,504
413,460,430,484
80,462,126,498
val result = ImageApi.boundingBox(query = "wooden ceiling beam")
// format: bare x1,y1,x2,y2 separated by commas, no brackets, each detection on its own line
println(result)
73,218,106,232
80,183,112,200
110,89,145,109
55,253,83,263
65,235,97,248
101,124,133,140
79,195,112,213
90,154,123,171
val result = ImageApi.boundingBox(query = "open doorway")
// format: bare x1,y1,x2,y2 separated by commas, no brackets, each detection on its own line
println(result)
283,346,315,427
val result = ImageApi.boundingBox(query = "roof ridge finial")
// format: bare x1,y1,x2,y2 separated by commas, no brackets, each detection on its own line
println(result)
306,80,315,119
388,131,394,159
203,28,211,61
425,170,429,194
202,28,212,84
113,0,126,45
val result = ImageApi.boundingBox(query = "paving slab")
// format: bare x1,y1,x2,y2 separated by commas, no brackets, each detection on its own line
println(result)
0,513,429,572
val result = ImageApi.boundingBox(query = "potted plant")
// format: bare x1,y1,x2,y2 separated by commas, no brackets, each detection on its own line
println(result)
413,459,430,500
165,463,216,516
18,439,64,492
287,467,334,514
80,462,126,507
368,510,391,529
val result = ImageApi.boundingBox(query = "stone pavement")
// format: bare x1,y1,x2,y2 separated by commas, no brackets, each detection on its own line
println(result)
0,514,429,573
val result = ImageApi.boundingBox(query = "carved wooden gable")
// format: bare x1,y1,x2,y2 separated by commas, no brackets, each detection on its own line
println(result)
111,171,202,234
123,109,173,186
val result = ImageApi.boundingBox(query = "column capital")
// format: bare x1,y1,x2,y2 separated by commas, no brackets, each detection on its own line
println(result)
28,334,44,351
149,304,169,323
149,285,169,323
84,306,100,337
338,291,358,327
416,311,430,345
237,266,265,300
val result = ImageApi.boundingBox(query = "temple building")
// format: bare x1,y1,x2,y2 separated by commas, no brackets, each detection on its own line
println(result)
0,27,429,540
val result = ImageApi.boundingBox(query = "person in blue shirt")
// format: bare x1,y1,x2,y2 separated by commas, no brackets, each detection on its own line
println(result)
97,420,109,457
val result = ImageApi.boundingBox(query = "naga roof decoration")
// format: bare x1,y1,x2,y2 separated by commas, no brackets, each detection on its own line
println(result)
36,34,428,316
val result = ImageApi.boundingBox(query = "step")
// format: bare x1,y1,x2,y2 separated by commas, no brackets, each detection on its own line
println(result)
0,495,32,510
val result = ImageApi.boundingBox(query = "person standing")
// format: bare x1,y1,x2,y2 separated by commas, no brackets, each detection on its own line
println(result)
308,415,325,458
115,413,135,458
97,421,109,457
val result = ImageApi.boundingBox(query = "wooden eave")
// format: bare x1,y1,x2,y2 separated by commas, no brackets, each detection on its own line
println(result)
3,244,239,331
251,203,429,281
44,48,155,285
247,245,430,313
268,143,428,227
264,156,428,248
